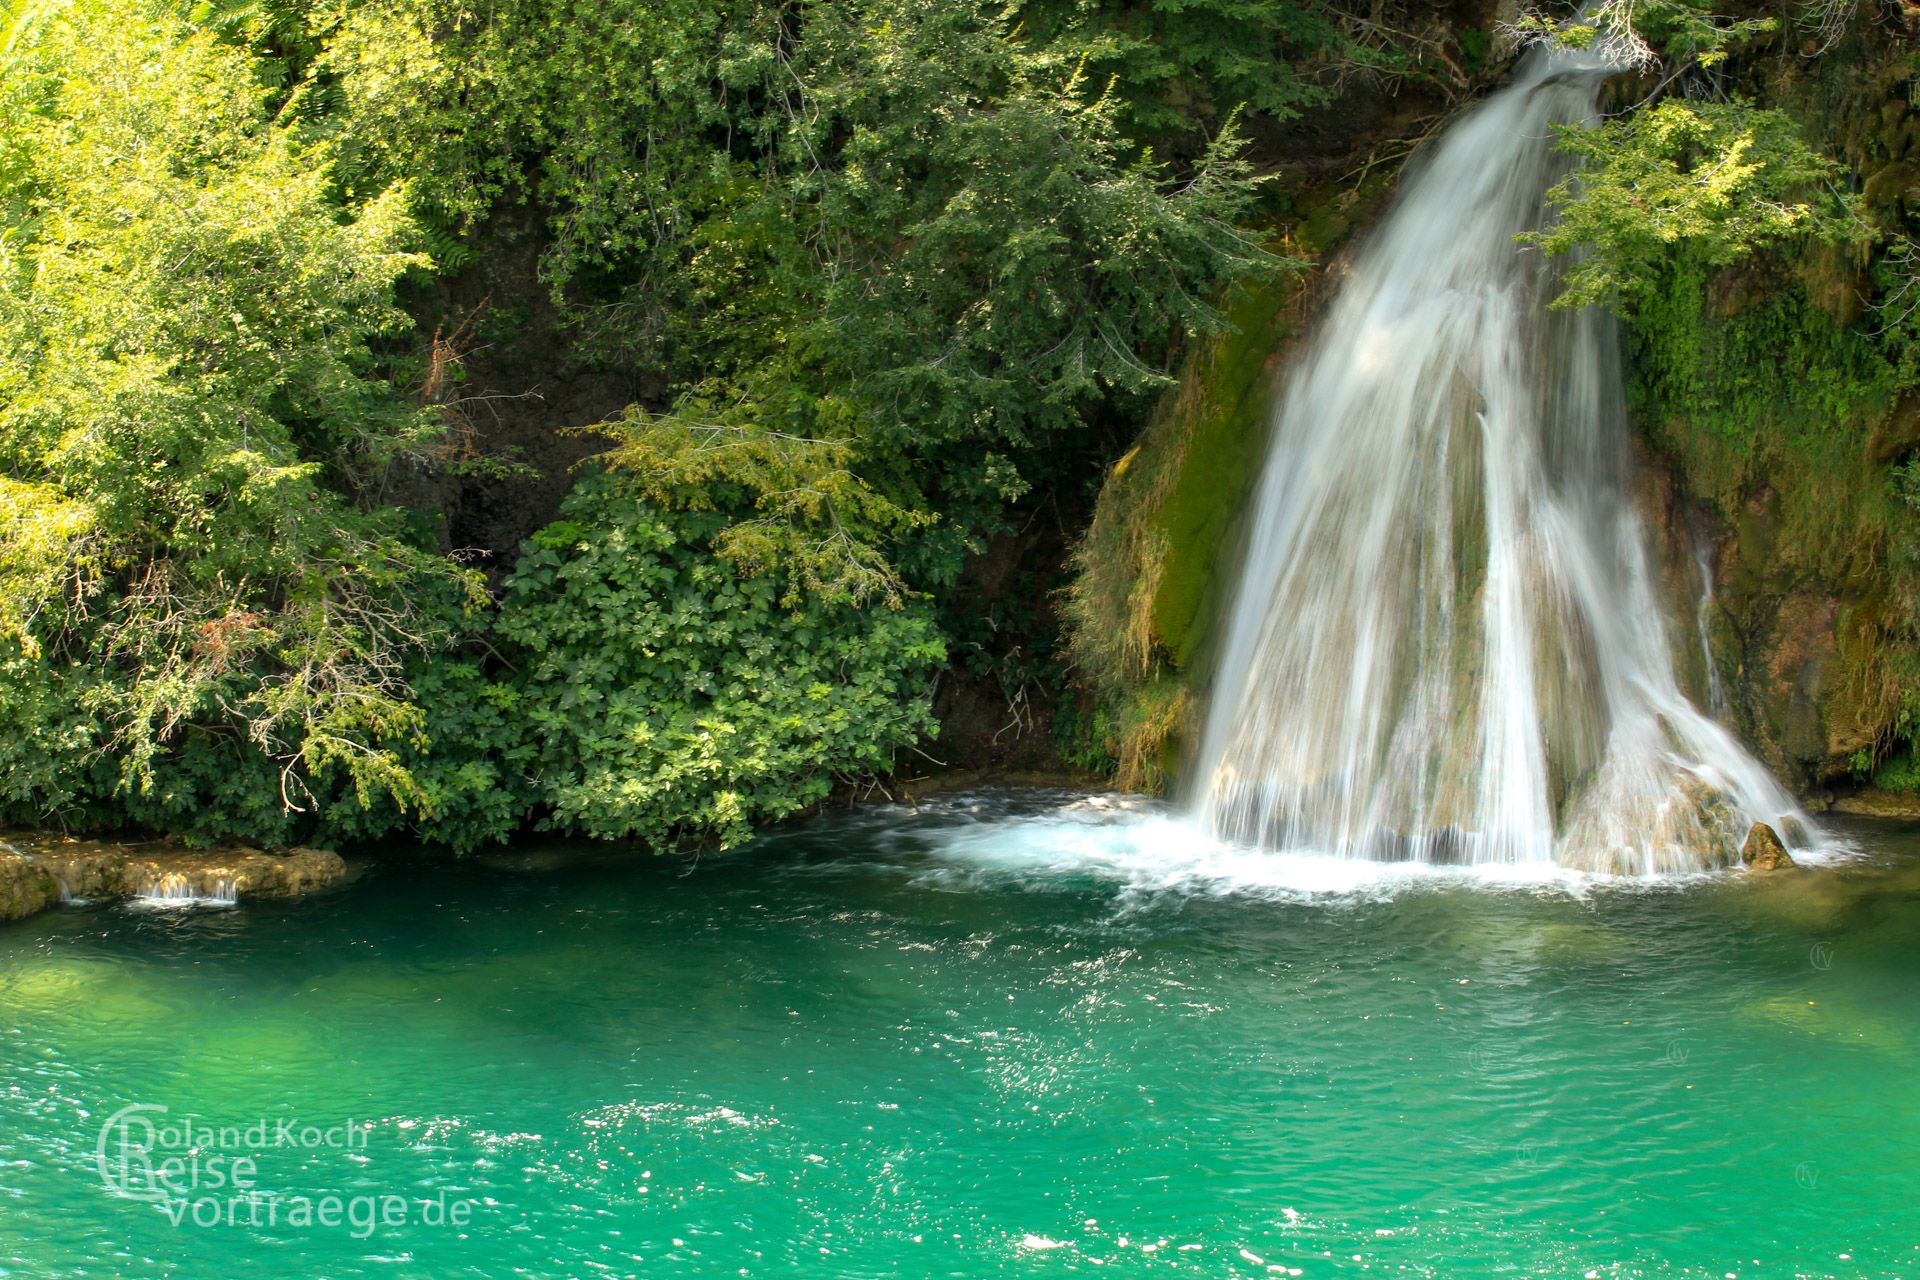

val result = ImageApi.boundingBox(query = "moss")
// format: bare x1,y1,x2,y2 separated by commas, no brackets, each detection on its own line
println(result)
1113,673,1190,794
1061,177,1395,790
1626,165,1920,783
0,854,57,923
1147,263,1299,672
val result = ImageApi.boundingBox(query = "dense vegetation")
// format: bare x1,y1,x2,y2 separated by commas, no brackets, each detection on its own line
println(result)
6,0,1918,851
0,0,1460,849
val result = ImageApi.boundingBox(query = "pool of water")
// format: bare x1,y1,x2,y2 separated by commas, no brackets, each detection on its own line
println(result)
2,791,1916,1278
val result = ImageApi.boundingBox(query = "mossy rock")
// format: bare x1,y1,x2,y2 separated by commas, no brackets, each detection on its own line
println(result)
1862,161,1918,206
0,851,59,922
1740,821,1795,870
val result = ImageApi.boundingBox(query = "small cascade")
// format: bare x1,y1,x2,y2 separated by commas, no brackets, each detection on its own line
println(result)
131,873,239,908
1693,540,1728,720
1193,36,1809,872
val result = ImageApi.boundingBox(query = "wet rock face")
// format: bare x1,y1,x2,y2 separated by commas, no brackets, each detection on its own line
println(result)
0,836,347,924
1741,821,1796,871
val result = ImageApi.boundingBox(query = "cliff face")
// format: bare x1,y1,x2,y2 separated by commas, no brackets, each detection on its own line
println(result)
1626,18,1920,805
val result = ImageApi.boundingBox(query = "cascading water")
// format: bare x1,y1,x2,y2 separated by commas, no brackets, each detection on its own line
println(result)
1693,539,1729,720
1193,37,1808,874
132,873,239,908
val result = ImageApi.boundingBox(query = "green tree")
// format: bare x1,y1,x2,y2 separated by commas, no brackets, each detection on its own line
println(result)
0,0,479,840
1529,99,1857,311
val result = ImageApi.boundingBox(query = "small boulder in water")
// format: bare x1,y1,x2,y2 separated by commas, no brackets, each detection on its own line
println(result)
1740,822,1796,871
1778,815,1813,850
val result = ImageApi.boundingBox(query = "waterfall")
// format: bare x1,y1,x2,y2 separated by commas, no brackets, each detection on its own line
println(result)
131,873,239,908
1192,41,1807,873
1693,539,1729,720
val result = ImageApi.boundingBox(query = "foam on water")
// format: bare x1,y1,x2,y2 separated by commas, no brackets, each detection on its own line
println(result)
128,875,239,909
858,793,1862,904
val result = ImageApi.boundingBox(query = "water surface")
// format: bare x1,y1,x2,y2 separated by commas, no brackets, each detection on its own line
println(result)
2,792,1916,1278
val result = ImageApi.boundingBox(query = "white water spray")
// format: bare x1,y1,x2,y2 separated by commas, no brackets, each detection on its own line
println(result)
131,873,238,908
1193,42,1807,873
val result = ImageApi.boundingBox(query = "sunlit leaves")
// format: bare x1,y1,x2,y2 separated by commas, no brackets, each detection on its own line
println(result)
1527,100,1860,310
0,0,479,838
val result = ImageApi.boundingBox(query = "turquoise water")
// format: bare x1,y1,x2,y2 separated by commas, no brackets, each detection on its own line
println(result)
2,791,1917,1278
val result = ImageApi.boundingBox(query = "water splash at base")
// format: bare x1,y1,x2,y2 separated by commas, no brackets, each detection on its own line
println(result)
130,874,239,909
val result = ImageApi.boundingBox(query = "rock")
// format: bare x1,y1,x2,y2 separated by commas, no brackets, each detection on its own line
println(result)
1778,814,1814,850
1675,773,1746,867
1830,788,1920,820
115,848,346,900
1741,821,1796,871
0,834,348,925
27,841,128,899
0,848,59,922
1864,161,1919,207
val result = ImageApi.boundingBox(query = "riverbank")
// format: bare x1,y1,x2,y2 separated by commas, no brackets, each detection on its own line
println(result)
0,833,348,923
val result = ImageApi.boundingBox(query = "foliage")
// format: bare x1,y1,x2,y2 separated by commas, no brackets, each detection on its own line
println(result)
0,0,480,838
1507,0,1774,72
323,474,945,853
1528,100,1860,310
1009,0,1419,145
0,0,1298,845
497,476,943,848
0,651,103,828
495,474,944,850
328,0,1278,603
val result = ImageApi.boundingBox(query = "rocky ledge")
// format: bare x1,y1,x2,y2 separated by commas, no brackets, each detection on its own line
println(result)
1828,788,1920,820
0,834,346,924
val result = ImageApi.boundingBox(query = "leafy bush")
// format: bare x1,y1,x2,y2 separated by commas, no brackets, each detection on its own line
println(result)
327,473,946,852
1529,100,1858,311
496,474,945,849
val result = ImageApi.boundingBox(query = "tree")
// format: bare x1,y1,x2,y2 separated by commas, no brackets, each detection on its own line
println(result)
0,0,480,840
